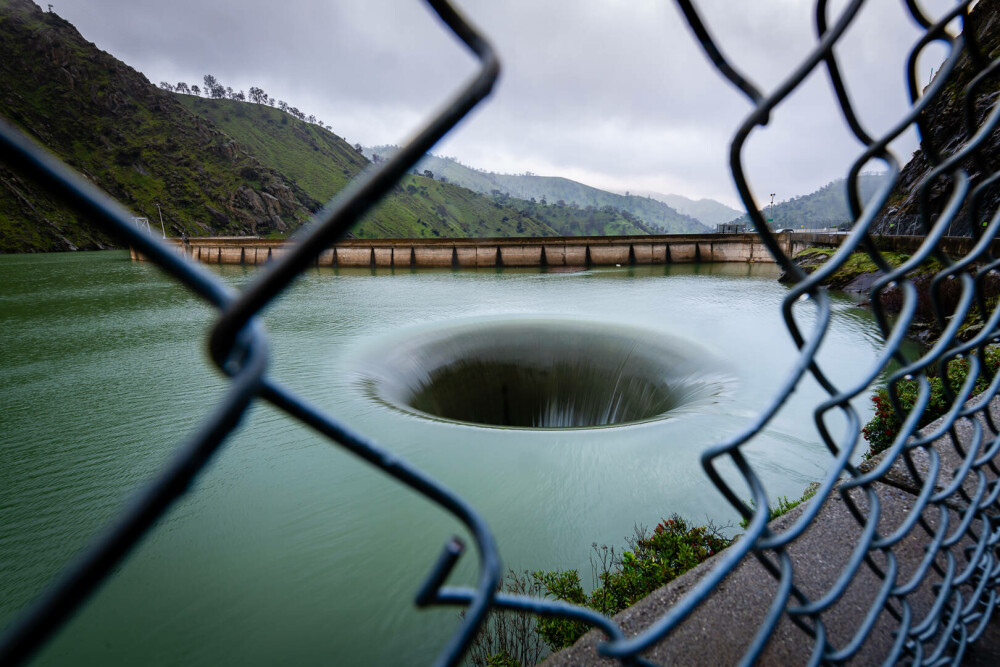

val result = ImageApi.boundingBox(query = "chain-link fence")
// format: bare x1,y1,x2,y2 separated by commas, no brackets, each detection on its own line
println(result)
2,0,1000,665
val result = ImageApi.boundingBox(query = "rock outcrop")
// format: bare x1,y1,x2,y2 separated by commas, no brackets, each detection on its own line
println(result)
872,1,1000,236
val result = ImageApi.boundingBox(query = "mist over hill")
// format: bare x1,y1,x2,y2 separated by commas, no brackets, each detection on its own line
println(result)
630,191,741,226
364,146,710,234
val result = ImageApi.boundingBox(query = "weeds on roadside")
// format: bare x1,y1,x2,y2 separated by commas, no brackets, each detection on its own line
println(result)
464,515,732,663
531,515,731,652
738,488,818,530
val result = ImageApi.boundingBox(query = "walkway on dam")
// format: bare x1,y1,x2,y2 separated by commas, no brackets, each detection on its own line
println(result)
143,232,834,267
136,232,994,269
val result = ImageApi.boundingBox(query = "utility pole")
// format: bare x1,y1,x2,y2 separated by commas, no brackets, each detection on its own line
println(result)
156,204,166,239
769,193,776,228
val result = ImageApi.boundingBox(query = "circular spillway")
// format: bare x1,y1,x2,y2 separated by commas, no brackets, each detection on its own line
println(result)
358,319,734,429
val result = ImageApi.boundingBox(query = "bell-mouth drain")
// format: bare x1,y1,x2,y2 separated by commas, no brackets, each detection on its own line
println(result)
358,319,733,430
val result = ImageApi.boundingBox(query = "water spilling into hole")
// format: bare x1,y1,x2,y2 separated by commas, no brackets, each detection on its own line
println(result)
359,319,734,429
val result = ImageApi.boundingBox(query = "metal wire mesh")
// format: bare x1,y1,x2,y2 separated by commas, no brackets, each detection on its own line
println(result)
1,1,1000,665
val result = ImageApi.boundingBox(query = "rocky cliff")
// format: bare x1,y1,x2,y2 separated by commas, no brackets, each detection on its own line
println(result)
872,1,1000,236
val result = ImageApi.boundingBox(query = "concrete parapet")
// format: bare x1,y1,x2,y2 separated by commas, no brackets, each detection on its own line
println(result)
476,246,499,267
500,245,543,267
317,249,335,266
373,247,393,267
588,245,630,265
414,246,454,267
544,481,959,666
455,246,478,268
336,247,372,267
394,247,414,267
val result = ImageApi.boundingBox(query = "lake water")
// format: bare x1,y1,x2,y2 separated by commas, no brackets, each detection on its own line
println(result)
0,250,901,666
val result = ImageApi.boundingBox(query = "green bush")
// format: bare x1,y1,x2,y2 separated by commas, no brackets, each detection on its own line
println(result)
532,515,731,651
861,348,1000,459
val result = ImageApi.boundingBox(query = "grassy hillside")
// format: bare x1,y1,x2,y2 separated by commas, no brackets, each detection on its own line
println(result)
184,98,662,239
729,174,890,230
0,0,318,252
180,97,561,239
178,96,364,197
365,146,709,233
488,192,663,236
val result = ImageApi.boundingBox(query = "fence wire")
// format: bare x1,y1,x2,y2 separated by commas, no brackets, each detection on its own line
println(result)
1,0,1000,665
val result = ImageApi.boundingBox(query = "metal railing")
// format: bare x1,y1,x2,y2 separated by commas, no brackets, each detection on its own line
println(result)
2,1,1000,665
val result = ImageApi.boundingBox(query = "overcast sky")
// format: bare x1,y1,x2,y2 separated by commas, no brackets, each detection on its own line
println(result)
51,0,960,208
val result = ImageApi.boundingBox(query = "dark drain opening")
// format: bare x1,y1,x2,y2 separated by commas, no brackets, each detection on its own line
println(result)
361,319,732,429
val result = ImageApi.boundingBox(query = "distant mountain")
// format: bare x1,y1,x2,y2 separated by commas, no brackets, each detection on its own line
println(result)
728,174,891,231
632,191,741,226
364,146,709,234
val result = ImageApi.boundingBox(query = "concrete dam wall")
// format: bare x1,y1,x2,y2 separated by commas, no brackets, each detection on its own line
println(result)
135,233,842,268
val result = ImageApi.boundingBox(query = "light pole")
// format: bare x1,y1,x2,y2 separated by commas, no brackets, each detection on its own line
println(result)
156,204,166,239
769,193,776,229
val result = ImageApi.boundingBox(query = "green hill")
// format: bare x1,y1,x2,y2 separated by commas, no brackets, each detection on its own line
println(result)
486,191,666,236
179,99,670,239
729,174,890,231
0,0,319,252
177,97,560,239
365,146,710,233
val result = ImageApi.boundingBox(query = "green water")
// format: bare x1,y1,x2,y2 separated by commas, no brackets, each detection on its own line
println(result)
1,251,901,666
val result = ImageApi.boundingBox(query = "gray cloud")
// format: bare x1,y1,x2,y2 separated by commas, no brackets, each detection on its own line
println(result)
52,0,959,208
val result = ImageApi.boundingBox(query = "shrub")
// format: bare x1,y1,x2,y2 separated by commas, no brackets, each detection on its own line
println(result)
532,516,731,651
860,347,1000,459
463,569,546,667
